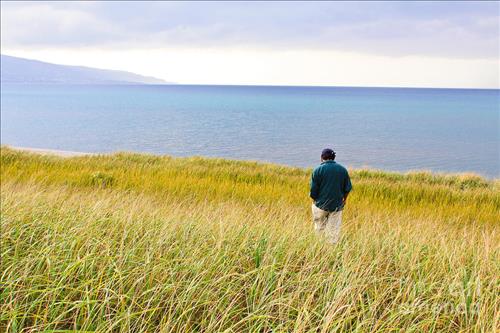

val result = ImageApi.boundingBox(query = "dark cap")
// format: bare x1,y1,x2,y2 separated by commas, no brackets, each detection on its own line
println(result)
321,148,336,160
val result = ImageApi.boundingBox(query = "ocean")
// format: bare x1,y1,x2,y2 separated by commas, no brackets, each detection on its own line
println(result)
1,84,498,177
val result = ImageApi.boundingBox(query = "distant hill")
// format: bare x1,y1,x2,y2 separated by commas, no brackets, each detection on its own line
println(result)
0,54,169,84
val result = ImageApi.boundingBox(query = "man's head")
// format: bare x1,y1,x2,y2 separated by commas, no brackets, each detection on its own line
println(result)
321,148,336,161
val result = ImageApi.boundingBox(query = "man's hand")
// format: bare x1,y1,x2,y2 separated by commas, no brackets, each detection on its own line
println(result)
342,193,349,205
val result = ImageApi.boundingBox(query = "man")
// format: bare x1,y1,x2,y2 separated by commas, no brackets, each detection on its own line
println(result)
310,148,352,244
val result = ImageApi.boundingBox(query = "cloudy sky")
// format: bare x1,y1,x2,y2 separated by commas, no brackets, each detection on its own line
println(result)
1,1,499,88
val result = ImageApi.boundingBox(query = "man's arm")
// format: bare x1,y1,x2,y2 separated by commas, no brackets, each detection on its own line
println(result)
310,169,320,200
342,171,352,205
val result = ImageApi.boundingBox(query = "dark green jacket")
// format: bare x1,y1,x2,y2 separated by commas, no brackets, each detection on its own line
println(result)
310,160,352,212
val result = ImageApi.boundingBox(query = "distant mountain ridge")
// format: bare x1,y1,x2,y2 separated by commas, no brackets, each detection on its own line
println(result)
0,54,169,84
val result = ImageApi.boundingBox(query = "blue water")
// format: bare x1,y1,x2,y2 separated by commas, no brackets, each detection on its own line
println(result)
1,84,499,177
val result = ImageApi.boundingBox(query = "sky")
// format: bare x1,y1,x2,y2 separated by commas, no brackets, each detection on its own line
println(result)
1,1,499,88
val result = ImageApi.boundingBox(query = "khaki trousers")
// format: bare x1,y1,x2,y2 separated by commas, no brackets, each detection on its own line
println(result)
311,204,343,244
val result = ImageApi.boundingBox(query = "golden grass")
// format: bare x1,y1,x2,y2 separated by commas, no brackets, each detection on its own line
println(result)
1,147,499,332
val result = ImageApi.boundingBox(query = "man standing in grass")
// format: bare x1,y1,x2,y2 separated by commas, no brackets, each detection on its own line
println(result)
310,148,352,244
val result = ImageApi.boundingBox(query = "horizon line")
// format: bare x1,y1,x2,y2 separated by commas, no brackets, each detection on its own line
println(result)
159,83,500,91
4,82,498,91
2,53,498,91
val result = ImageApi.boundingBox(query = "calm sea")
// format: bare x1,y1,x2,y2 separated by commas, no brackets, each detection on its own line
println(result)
1,84,498,177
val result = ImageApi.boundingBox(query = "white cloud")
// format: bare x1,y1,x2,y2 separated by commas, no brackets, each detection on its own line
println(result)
1,1,499,88
1,3,120,46
2,2,499,58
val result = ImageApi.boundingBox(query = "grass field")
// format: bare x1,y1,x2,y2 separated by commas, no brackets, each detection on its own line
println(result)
1,147,499,332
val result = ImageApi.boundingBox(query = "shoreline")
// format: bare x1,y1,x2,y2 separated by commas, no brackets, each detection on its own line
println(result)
6,146,94,157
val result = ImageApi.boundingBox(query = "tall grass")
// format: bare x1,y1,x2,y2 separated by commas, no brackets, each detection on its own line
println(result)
1,147,499,332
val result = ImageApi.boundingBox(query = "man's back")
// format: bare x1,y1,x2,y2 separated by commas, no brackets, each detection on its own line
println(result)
310,160,352,212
